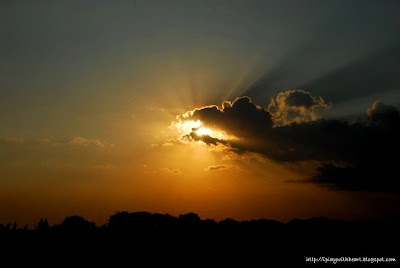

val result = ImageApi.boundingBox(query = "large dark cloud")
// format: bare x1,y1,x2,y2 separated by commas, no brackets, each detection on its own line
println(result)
179,96,273,139
178,93,400,192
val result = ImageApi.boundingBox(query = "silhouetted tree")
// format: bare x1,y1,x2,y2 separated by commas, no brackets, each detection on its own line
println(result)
219,218,239,226
35,218,49,231
179,213,200,225
58,216,96,232
108,211,157,233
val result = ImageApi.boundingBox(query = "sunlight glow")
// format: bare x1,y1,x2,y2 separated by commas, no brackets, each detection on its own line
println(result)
175,120,202,134
171,118,238,143
196,127,212,136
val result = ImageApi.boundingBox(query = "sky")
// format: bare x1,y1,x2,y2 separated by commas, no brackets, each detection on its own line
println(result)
1,0,400,227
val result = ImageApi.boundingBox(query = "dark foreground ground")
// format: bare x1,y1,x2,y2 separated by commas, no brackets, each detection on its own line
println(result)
1,212,399,265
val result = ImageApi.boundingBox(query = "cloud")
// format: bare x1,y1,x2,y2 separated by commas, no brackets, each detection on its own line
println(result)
70,137,106,148
205,165,229,171
182,132,227,146
144,166,182,175
160,168,182,175
162,142,173,147
367,101,400,127
175,92,400,192
268,89,329,125
177,96,273,140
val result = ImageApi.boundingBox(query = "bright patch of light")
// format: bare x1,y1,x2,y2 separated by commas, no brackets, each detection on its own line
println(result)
196,127,212,136
172,120,202,135
171,119,235,142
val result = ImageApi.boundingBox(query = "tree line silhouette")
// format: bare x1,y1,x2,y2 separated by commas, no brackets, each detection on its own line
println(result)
0,211,364,234
1,211,399,261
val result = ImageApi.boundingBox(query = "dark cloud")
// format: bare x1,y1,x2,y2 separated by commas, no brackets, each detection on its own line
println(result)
205,165,228,171
178,92,400,192
183,132,227,146
284,90,317,108
367,101,400,127
268,89,329,125
309,163,397,192
179,96,273,139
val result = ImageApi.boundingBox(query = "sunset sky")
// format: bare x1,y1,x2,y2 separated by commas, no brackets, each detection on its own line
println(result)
1,0,400,227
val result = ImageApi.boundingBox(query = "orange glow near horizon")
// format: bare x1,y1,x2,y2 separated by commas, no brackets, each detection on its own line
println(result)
1,101,399,227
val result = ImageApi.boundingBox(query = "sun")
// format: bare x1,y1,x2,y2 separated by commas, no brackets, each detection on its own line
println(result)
171,119,233,141
195,127,213,136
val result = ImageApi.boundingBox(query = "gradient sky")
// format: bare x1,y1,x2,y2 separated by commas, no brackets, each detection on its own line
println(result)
1,0,400,227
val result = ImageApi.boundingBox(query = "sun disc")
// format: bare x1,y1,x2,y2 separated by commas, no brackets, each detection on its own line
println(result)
196,127,213,136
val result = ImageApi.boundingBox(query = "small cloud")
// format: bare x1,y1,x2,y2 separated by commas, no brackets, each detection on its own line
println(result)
70,137,91,146
162,142,173,147
221,153,238,162
168,168,182,174
70,137,106,148
38,137,64,147
160,168,182,175
205,164,229,171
